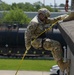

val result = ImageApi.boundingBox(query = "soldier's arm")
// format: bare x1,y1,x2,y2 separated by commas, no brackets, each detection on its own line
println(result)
46,14,68,24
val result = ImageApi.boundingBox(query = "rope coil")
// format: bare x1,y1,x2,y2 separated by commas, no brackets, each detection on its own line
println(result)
65,0,69,12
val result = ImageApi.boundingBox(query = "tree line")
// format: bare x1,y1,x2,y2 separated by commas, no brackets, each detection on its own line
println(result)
0,1,68,25
0,1,66,12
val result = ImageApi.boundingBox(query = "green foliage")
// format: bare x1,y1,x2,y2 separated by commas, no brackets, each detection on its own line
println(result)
0,2,11,10
59,3,65,7
45,5,54,12
0,1,55,12
2,7,31,24
11,3,17,9
53,8,59,12
33,1,43,11
24,2,35,11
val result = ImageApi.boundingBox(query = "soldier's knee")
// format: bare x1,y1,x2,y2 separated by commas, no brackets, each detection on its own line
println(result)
43,39,61,50
43,39,53,50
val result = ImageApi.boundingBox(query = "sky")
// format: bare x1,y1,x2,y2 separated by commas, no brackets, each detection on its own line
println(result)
2,0,71,6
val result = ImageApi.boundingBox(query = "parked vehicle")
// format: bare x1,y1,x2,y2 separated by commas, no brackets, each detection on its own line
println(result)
50,65,60,75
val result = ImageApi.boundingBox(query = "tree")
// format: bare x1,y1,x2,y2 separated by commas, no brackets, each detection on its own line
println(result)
17,3,25,10
11,3,17,9
45,5,54,12
0,2,11,10
0,1,56,12
33,1,43,11
49,3,53,7
1,7,31,24
59,3,65,7
24,2,35,11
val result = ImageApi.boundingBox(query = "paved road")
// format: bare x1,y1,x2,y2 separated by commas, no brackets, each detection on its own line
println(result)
0,70,50,75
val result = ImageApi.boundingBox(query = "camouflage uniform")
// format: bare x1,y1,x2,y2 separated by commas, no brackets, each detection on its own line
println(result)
25,8,69,72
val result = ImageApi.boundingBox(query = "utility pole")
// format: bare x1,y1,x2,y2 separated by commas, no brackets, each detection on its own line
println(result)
0,0,2,4
54,0,56,11
71,0,74,10
43,0,45,6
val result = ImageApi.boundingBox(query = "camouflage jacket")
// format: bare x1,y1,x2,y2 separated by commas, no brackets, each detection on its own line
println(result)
25,15,62,49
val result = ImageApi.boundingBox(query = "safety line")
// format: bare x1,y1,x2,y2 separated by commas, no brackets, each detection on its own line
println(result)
15,15,67,75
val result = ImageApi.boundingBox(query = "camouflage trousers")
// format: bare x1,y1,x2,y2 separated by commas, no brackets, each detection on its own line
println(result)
31,38,63,61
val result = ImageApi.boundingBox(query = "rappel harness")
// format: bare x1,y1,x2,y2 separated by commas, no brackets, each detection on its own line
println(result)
65,0,69,12
15,15,67,75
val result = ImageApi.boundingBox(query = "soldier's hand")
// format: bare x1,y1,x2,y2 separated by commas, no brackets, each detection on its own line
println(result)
61,14,69,20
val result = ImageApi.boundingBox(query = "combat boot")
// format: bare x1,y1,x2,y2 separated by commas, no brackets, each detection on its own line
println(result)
57,59,70,72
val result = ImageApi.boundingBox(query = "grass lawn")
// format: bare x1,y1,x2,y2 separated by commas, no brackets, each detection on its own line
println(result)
0,59,56,71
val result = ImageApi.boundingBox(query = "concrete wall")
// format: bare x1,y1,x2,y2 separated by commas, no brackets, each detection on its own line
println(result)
67,46,74,75
58,21,74,75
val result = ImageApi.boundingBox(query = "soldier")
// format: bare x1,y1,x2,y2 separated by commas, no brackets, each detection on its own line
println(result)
25,8,69,72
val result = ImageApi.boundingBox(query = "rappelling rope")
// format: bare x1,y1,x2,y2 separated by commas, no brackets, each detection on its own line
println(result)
15,14,67,75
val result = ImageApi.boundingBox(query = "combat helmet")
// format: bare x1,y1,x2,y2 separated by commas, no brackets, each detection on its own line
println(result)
38,8,50,17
